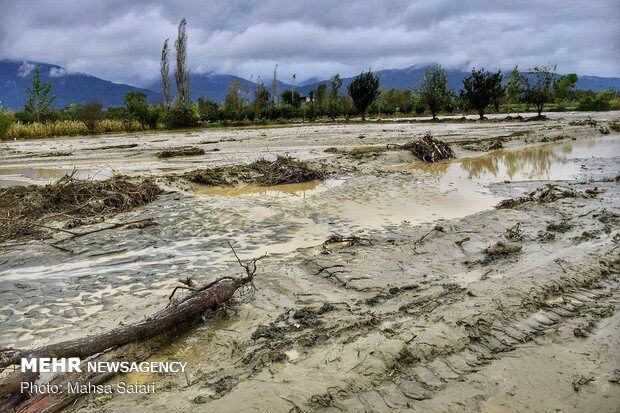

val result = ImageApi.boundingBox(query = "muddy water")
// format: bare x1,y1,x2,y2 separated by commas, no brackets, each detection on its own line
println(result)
1,136,618,350
0,166,113,187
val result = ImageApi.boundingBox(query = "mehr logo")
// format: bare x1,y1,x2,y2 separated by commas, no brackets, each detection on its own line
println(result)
21,358,82,373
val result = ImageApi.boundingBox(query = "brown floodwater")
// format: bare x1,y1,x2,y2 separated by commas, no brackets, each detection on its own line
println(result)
0,166,113,187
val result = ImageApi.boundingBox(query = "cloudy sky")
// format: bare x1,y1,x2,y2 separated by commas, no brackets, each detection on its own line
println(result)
1,0,618,87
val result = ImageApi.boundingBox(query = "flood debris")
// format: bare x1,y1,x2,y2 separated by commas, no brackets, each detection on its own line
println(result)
184,155,325,187
0,245,263,412
392,133,455,162
321,234,372,253
156,146,205,159
496,184,596,209
481,241,522,264
504,223,524,241
87,143,139,151
0,175,162,242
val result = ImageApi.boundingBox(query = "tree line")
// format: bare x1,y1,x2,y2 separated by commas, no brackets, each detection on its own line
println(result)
1,18,618,139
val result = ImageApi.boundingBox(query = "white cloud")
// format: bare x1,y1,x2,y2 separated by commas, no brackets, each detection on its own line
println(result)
49,67,68,77
17,61,35,78
0,0,618,86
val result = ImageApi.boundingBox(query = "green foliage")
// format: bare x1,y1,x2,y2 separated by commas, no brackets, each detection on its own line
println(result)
505,65,523,105
24,67,57,123
555,73,578,101
418,65,449,118
281,89,302,107
522,64,556,116
74,102,103,133
124,91,157,129
253,84,270,117
576,89,615,111
347,70,380,120
460,68,503,119
223,80,244,119
165,97,199,128
0,106,15,139
197,96,220,122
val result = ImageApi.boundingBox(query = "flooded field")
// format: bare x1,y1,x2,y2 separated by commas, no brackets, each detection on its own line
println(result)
0,112,619,412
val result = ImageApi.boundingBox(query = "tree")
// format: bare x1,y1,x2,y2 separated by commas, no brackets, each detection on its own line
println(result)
224,80,244,118
281,89,302,107
75,102,103,133
174,18,190,102
460,68,503,119
253,84,270,117
328,74,343,120
124,91,150,129
160,39,171,110
197,96,220,122
24,67,56,122
347,70,380,120
522,64,556,116
417,65,449,119
555,73,578,102
505,65,523,106
315,83,328,113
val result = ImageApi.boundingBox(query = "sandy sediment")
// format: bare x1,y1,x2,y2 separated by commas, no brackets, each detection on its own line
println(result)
0,112,618,412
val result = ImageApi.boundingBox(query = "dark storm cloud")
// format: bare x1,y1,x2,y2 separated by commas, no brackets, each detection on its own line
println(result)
0,0,618,86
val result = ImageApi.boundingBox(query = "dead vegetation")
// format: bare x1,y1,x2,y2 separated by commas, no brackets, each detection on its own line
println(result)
157,146,205,159
184,156,325,187
390,133,454,162
496,184,598,209
481,241,522,264
0,175,162,242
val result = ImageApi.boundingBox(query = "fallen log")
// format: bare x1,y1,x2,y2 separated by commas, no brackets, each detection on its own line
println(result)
0,247,263,369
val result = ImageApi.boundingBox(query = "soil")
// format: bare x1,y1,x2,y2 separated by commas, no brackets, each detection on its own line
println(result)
0,111,619,412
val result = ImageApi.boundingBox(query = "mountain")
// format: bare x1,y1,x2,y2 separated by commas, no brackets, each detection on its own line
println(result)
0,60,160,110
296,65,620,95
148,72,295,103
2,60,619,110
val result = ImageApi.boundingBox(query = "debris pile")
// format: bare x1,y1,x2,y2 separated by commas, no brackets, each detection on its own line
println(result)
399,133,455,162
0,175,162,242
496,184,597,209
185,156,325,186
157,146,205,158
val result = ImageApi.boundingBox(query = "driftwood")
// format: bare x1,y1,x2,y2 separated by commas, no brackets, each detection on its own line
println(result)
0,246,262,370
0,245,264,411
415,225,445,244
496,184,597,209
389,133,454,163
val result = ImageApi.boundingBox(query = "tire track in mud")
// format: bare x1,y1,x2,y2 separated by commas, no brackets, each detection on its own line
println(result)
315,256,620,411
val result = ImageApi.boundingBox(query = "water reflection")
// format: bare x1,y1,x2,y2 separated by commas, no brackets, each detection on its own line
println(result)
460,144,572,181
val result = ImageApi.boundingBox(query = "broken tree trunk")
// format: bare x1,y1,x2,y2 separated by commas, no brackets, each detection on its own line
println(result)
0,275,252,369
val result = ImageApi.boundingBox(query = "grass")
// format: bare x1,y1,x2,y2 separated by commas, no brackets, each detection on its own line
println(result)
3,119,141,140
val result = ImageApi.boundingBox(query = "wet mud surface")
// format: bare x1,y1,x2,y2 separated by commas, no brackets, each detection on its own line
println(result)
0,112,619,412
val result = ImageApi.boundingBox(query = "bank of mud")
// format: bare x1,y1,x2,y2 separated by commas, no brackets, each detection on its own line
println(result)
0,112,618,412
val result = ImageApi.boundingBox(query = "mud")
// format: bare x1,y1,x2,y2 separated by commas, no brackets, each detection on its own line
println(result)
0,112,619,412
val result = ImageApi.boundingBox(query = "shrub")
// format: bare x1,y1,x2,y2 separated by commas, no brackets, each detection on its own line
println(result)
74,102,103,133
0,107,15,139
576,90,615,111
165,97,199,128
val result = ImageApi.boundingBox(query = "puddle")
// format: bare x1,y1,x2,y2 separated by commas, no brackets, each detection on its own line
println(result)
0,166,113,187
390,137,620,183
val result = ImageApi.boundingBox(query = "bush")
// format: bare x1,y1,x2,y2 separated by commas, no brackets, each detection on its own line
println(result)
74,102,103,133
165,97,199,128
576,90,615,111
0,107,15,139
